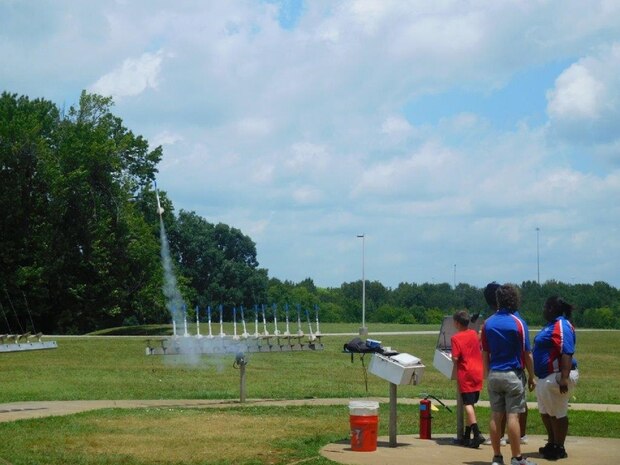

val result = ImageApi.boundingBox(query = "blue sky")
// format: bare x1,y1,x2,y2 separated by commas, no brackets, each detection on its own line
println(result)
404,60,571,130
1,0,619,289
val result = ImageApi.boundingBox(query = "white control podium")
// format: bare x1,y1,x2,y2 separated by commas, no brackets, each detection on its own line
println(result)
367,351,425,447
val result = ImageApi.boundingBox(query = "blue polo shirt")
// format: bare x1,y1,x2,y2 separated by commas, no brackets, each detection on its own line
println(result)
533,316,577,378
481,309,531,371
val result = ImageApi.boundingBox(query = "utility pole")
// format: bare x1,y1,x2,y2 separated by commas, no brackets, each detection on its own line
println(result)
357,234,367,336
453,264,457,289
536,227,540,285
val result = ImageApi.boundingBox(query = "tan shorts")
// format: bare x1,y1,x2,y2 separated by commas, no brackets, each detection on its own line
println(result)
487,370,526,414
536,370,579,418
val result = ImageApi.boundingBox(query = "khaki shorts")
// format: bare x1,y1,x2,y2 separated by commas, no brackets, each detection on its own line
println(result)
487,370,526,414
536,370,579,418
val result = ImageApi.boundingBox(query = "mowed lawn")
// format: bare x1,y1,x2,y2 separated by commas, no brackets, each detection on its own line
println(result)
1,327,619,403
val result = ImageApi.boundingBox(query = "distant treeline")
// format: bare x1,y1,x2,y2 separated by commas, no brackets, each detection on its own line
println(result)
264,278,620,329
1,91,618,334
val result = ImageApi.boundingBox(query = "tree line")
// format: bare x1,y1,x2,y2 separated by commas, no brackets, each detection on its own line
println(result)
266,278,620,329
1,91,619,334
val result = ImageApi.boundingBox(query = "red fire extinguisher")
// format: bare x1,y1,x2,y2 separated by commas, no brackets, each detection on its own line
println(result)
419,397,432,439
419,394,452,440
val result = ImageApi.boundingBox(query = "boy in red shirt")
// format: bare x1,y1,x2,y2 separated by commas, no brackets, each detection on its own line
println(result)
452,309,486,448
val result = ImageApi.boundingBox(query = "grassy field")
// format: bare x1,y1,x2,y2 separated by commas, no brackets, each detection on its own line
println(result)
2,326,619,403
1,325,619,464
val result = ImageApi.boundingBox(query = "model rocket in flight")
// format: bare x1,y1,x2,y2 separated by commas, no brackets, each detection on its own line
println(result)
154,181,164,216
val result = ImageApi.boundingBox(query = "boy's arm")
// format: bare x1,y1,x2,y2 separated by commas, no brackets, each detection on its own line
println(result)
450,338,459,379
524,351,536,391
480,325,489,378
558,353,573,394
482,350,490,378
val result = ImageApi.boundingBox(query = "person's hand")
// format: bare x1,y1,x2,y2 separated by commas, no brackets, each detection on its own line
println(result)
557,377,569,394
528,376,536,392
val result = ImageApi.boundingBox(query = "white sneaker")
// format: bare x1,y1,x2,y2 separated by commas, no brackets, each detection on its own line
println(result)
505,435,528,445
492,455,504,465
510,457,536,465
484,437,507,446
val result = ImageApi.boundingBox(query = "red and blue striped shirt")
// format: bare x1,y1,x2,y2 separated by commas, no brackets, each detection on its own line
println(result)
533,316,576,379
481,309,531,371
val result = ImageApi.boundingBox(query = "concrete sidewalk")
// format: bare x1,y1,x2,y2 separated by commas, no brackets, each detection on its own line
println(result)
321,434,620,465
2,398,619,423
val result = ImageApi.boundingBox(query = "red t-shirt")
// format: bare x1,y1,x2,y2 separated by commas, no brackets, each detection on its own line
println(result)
451,328,483,393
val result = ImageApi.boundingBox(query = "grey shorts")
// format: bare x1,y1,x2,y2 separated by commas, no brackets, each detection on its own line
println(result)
487,370,526,414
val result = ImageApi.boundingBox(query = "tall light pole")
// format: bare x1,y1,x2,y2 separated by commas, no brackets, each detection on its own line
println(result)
453,264,457,289
536,227,540,285
357,234,367,336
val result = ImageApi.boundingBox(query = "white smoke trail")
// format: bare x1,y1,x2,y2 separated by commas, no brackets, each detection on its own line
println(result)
159,218,185,335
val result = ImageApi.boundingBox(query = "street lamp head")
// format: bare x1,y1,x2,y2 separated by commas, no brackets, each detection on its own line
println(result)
357,234,364,238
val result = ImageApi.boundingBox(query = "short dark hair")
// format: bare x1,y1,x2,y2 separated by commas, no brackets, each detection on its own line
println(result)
545,296,574,320
453,310,470,327
496,284,520,310
484,282,500,309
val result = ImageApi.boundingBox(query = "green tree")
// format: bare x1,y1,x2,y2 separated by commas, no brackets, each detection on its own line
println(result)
46,92,163,332
168,210,268,311
0,93,59,332
0,91,164,333
582,307,616,329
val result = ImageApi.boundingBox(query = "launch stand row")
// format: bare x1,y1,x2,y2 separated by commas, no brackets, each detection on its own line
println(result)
0,333,58,353
145,333,324,356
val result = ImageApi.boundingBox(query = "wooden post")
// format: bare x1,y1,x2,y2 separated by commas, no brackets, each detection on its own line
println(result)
456,385,463,442
240,362,246,403
389,382,397,447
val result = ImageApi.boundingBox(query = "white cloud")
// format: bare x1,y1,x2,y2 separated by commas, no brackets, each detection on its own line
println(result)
381,116,413,138
547,63,605,120
150,130,183,148
285,142,331,174
292,186,323,205
251,164,275,184
547,43,620,146
352,143,460,198
237,117,274,137
444,112,483,132
347,0,394,34
89,50,168,100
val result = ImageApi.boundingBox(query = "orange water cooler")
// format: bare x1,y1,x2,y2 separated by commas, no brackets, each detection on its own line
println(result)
349,400,379,451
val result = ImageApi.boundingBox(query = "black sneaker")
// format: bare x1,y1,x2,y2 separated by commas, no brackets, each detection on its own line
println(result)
543,444,568,461
555,445,568,459
538,442,554,455
470,435,486,448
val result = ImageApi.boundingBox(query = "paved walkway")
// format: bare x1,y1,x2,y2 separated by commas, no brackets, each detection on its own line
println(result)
321,434,620,465
1,398,619,465
2,398,619,423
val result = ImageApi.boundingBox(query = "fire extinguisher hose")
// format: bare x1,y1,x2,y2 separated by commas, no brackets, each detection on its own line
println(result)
420,393,452,413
